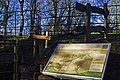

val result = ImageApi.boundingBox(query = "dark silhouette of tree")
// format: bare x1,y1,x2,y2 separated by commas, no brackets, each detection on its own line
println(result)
1,0,10,37
19,0,24,36
0,0,15,37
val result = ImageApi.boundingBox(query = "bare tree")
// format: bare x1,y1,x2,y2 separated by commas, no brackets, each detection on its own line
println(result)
43,0,68,34
0,0,15,37
0,2,3,26
19,0,24,36
34,0,42,34
1,0,10,37
108,0,120,33
30,0,36,36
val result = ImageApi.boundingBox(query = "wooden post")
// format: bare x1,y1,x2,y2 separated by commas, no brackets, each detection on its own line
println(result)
45,31,48,48
13,41,16,80
13,39,19,80
33,39,36,57
85,3,91,42
104,3,109,39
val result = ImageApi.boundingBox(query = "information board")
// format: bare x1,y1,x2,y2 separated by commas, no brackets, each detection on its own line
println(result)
42,43,111,80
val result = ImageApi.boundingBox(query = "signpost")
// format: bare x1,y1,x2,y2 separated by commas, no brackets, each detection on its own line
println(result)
76,2,109,42
33,34,51,40
32,33,51,57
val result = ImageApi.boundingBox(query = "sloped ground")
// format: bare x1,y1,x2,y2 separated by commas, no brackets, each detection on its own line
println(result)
104,39,120,80
104,53,120,80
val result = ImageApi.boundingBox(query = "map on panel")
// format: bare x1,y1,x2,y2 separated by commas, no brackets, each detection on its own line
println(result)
42,43,111,80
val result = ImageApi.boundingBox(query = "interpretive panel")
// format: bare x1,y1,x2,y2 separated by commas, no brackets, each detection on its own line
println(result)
42,43,111,80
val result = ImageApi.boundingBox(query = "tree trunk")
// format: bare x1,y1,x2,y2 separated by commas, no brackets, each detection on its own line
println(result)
30,0,36,36
3,4,9,37
30,10,34,36
67,3,71,33
19,0,24,36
